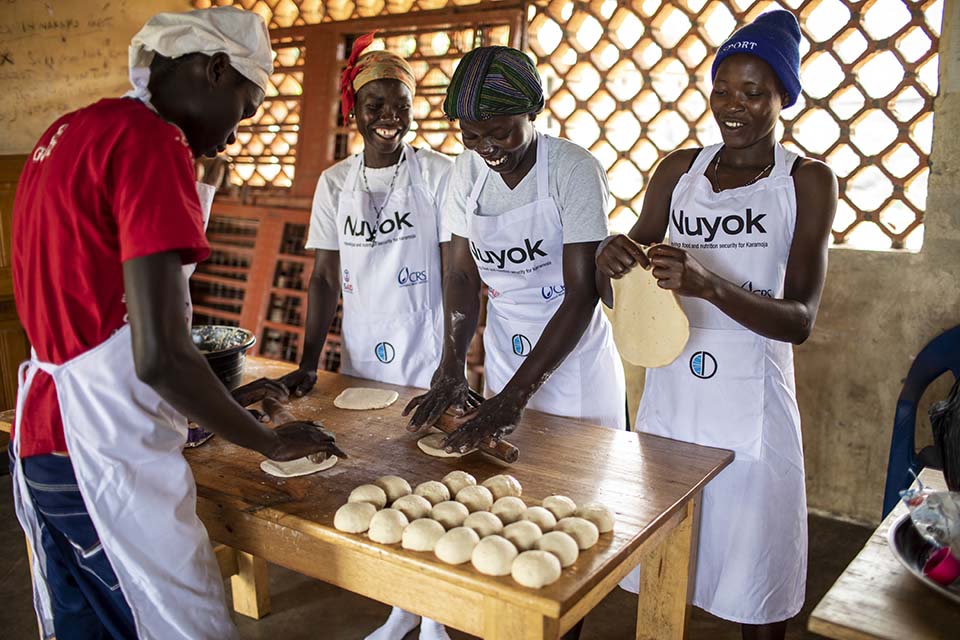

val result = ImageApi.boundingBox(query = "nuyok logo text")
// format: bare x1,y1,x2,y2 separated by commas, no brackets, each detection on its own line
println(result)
470,238,547,268
672,208,767,243
344,211,413,242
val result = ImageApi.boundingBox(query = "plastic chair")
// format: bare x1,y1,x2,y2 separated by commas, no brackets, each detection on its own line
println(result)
882,325,960,517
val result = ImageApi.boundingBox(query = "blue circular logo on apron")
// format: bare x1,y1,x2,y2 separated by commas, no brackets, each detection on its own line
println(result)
689,351,717,379
375,342,395,364
512,334,532,357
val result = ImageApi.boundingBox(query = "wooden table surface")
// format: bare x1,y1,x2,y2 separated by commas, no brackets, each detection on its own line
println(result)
808,468,960,640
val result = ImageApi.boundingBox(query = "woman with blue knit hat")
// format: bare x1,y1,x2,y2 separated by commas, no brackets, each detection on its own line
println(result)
598,10,837,639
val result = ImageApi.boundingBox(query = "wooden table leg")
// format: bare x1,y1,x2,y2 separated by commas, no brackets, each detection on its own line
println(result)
230,550,271,620
636,497,700,640
483,597,560,640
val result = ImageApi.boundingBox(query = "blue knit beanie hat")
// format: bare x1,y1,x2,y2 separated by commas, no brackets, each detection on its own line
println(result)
711,10,802,107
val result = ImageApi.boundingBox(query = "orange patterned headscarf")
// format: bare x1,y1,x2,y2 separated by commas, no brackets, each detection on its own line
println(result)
339,32,416,124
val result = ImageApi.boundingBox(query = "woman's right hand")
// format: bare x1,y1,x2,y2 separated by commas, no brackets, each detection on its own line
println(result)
402,370,484,432
595,234,650,278
277,366,318,397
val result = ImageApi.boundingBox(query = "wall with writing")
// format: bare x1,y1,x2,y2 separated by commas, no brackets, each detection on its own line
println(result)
0,0,190,154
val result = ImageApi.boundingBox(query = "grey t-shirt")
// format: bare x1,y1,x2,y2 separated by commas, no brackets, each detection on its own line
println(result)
443,134,610,243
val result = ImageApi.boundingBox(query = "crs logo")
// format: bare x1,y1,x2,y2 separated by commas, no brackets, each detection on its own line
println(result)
375,342,395,364
397,266,428,287
512,334,532,357
342,269,354,294
689,351,717,379
488,287,501,299
541,285,565,300
740,281,772,297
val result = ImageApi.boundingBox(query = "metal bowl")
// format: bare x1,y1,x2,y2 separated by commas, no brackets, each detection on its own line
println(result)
887,512,960,605
190,325,256,391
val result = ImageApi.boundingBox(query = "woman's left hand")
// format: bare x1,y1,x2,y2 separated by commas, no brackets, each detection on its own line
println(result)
648,244,716,299
440,389,526,454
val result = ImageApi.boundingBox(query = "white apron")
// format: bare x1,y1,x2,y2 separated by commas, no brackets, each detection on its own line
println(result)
622,144,807,624
11,185,238,639
336,145,443,389
466,133,625,428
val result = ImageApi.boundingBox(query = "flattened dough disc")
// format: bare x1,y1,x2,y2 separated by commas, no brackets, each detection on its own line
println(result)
611,264,689,367
261,455,338,478
334,387,399,410
417,433,476,458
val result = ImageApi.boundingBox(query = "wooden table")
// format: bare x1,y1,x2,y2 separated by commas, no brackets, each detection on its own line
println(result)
808,468,960,640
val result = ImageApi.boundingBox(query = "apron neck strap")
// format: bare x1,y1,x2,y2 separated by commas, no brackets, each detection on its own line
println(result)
690,144,721,177
534,132,549,201
403,144,424,187
467,159,490,214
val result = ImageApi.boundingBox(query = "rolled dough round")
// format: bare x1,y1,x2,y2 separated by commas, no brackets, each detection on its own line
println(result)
455,485,494,512
348,484,388,509
481,474,522,500
610,262,689,367
554,517,599,550
431,501,470,529
542,495,577,520
402,518,446,552
471,535,518,576
511,550,562,588
417,433,475,458
334,502,377,533
442,470,477,496
260,455,337,478
502,520,542,551
463,511,504,537
577,504,616,533
334,387,400,410
391,494,433,521
374,475,412,503
535,531,580,568
434,527,480,565
491,496,527,525
521,506,557,532
368,508,409,544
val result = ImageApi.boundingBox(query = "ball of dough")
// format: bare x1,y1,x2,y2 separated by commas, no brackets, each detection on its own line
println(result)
431,501,470,529
481,474,522,500
334,502,377,533
512,550,562,588
542,495,577,520
463,511,504,537
368,509,409,544
434,527,480,565
521,506,557,532
554,517,599,550
442,470,477,496
576,504,615,533
402,518,446,552
502,520,542,551
348,484,387,509
456,485,494,512
535,531,580,568
471,535,518,576
391,494,432,521
414,480,451,506
374,475,412,504
491,496,527,525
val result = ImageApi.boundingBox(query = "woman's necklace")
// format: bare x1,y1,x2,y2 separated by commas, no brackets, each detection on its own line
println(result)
712,149,773,192
360,152,404,243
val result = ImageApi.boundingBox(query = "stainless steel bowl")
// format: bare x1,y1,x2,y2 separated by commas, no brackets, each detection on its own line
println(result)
190,325,256,391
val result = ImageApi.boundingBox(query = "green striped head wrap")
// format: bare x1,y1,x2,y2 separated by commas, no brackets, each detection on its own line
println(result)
443,46,544,121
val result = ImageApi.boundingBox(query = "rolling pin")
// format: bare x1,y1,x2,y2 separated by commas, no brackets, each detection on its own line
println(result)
435,413,520,464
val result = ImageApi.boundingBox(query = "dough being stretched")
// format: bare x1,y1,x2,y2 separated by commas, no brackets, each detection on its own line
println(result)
610,262,689,367
417,432,476,458
334,387,400,410
260,455,338,478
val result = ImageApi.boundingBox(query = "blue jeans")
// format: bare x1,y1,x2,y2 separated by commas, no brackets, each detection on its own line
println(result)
12,451,137,639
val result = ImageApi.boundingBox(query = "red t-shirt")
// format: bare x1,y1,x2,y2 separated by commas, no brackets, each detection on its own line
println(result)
12,98,210,457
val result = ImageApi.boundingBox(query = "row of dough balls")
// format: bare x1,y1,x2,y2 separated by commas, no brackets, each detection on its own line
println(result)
334,471,615,588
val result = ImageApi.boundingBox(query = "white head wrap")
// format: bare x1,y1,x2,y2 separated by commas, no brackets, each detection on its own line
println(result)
128,6,273,102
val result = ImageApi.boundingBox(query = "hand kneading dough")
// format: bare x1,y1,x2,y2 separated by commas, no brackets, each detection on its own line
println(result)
414,480,450,505
334,502,378,533
492,496,527,525
577,504,616,533
431,501,469,529
417,433,475,458
535,531,580,568
402,519,446,552
374,475,412,503
521,506,557,532
442,470,477,496
334,387,399,410
455,485,494,512
554,517,599,550
503,520,542,551
463,511,503,537
391,494,433,521
512,550,562,588
261,455,337,478
434,527,480,564
368,509,409,544
348,484,388,509
481,474,522,500
610,264,689,367
471,535,518,576
542,495,577,520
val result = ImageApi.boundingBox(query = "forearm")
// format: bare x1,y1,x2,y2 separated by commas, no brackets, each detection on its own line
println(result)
298,273,340,371
438,269,481,376
705,276,814,344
